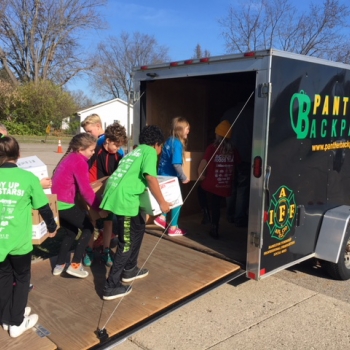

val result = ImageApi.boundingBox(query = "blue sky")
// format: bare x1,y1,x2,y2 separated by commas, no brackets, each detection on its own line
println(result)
67,0,344,100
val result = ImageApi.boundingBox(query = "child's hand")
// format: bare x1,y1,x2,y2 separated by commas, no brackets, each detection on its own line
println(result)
98,210,109,218
48,230,57,238
40,177,52,189
160,201,170,213
182,179,190,184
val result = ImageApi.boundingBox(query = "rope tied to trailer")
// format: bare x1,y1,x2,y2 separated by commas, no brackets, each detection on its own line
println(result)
97,91,255,337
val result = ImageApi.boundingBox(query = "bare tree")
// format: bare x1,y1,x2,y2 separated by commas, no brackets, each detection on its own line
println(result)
90,32,170,99
218,0,350,63
0,0,106,86
193,44,211,59
70,89,95,110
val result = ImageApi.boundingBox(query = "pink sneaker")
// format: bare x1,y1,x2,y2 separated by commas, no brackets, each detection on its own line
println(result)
154,216,167,229
167,227,187,237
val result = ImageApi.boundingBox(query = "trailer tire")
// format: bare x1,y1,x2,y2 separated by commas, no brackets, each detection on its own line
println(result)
325,229,350,280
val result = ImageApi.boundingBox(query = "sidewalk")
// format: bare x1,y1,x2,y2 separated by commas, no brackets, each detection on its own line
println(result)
115,273,350,350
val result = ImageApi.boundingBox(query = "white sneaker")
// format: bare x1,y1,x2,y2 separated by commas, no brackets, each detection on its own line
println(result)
3,306,31,331
66,263,89,278
9,314,38,338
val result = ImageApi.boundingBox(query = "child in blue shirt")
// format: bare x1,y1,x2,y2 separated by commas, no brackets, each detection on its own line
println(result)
156,117,190,236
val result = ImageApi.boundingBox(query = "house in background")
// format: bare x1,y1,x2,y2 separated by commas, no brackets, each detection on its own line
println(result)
77,98,133,137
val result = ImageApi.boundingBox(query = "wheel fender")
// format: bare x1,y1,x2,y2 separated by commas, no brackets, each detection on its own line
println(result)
315,205,350,263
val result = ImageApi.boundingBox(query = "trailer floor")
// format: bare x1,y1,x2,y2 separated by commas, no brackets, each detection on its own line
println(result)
146,211,248,264
1,223,242,350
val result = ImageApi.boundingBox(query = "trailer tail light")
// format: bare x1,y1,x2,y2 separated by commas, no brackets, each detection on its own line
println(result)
184,59,193,65
170,62,178,67
200,57,210,63
247,268,266,280
141,66,148,70
263,211,268,222
253,156,262,178
244,51,256,57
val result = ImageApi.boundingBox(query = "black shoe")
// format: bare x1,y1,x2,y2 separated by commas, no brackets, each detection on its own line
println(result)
201,209,211,225
103,285,132,300
121,266,149,282
209,225,219,239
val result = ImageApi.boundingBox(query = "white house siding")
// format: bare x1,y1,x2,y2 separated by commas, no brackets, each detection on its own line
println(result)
78,98,133,137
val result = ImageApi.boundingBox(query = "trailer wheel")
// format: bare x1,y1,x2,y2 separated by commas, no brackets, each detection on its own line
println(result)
325,229,350,280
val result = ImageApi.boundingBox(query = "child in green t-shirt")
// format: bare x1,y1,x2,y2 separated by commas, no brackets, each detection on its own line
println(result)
0,136,57,338
100,125,170,300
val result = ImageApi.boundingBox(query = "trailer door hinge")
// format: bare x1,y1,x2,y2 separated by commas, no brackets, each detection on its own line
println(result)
250,231,262,248
258,83,271,98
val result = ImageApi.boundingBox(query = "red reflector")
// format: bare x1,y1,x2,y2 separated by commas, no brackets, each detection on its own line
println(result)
260,268,266,276
170,62,178,67
248,271,256,279
244,51,256,57
184,59,193,64
200,57,210,63
263,211,268,222
253,156,262,178
141,66,148,70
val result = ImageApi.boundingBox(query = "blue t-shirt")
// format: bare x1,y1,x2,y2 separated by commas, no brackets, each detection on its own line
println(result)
97,134,125,157
158,137,183,177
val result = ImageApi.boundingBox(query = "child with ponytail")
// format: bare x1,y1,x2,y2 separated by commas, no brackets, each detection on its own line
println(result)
155,117,190,236
0,136,57,338
51,133,108,278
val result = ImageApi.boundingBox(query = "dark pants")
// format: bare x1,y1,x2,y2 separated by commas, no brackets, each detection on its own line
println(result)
0,252,31,326
56,205,94,265
105,212,145,289
197,185,223,226
227,162,251,225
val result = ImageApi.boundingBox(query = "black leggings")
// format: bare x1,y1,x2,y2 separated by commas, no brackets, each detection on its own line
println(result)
0,252,31,326
105,212,145,289
197,186,223,226
56,205,94,265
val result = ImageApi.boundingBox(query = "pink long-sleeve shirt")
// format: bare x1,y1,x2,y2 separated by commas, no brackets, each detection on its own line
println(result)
52,152,101,211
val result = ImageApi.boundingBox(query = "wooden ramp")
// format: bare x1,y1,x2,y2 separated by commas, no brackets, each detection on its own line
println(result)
0,233,240,350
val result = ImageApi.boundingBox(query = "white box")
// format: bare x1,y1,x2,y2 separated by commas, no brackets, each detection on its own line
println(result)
140,176,183,216
17,156,51,194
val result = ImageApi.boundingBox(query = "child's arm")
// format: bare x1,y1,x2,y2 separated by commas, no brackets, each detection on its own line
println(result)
38,204,58,237
145,174,170,213
173,164,189,184
197,159,207,181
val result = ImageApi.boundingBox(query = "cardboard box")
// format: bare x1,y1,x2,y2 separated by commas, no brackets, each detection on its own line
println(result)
183,151,204,181
17,156,51,194
140,176,183,216
32,194,60,245
76,176,109,221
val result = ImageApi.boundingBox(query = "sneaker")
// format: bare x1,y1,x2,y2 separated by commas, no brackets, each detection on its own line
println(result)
209,225,219,239
9,314,39,338
3,306,31,332
154,216,167,229
66,263,89,278
167,227,187,237
83,247,94,267
103,285,132,300
121,266,149,282
53,263,65,276
101,248,113,267
29,283,34,291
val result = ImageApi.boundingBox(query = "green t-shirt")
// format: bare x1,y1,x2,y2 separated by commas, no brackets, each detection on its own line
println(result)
0,166,48,261
100,144,157,216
